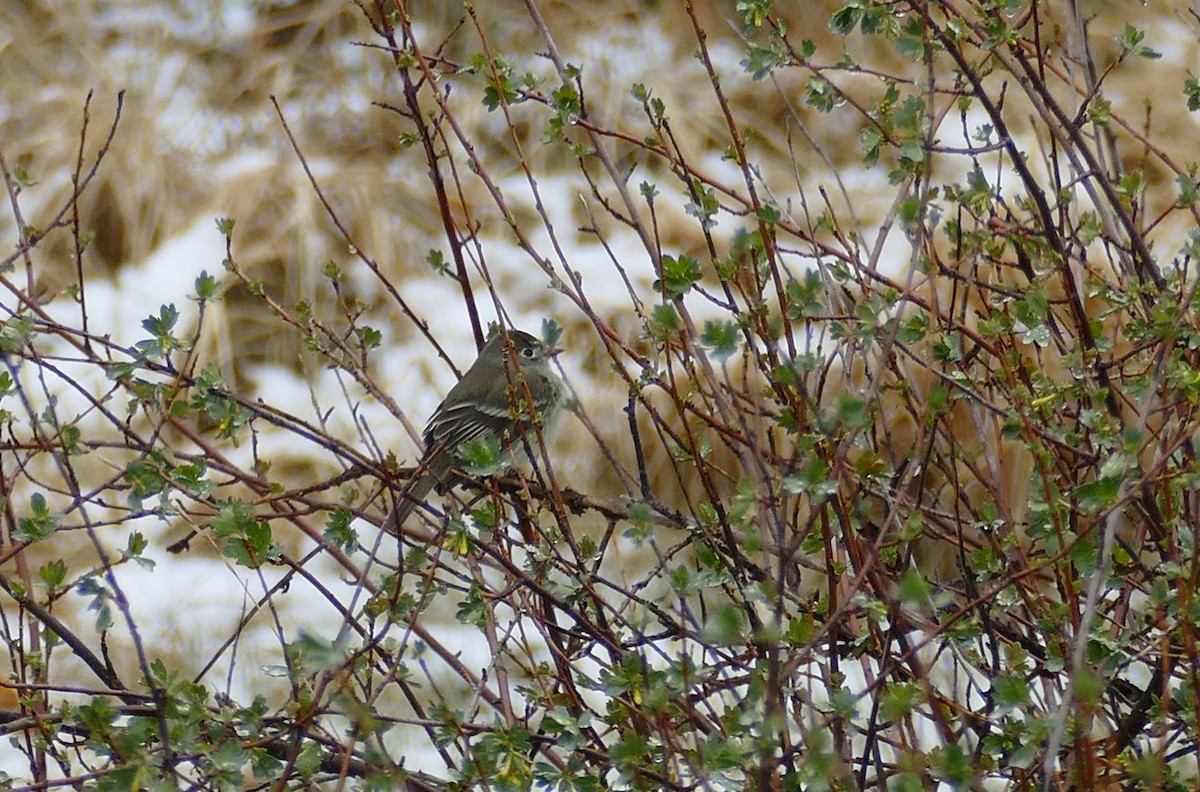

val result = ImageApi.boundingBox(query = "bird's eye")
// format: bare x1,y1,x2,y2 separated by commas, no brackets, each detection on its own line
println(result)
521,347,536,359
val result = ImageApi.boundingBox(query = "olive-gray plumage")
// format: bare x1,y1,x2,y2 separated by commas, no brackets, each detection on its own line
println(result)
383,330,566,532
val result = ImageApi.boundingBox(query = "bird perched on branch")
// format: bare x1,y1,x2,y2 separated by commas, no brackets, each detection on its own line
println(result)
383,328,567,532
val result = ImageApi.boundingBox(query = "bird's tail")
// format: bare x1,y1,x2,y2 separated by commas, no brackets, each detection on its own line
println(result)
381,472,437,536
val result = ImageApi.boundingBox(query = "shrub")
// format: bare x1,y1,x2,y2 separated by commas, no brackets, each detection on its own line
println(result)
2,1,1199,789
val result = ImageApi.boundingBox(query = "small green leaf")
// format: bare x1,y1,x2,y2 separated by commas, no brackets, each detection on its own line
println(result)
702,604,746,645
895,569,932,605
541,317,563,348
39,559,68,590
212,499,274,568
456,583,488,627
898,310,929,343
832,393,871,430
135,304,190,360
1114,23,1160,59
782,457,837,499
930,744,973,787
358,325,381,349
650,303,680,341
323,509,357,552
684,181,720,229
1186,73,1200,112
741,41,788,80
659,254,702,297
880,683,922,721
736,0,772,28
700,321,739,362
786,270,827,320
926,384,950,417
15,493,60,544
77,577,114,632
1075,477,1121,513
125,531,148,558
991,674,1028,712
459,434,506,477
829,5,860,35
623,503,654,543
194,270,219,300
426,249,448,273
321,261,343,282
1176,170,1198,207
0,316,35,353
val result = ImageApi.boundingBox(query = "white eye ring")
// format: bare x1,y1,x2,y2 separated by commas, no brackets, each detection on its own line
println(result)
521,347,537,358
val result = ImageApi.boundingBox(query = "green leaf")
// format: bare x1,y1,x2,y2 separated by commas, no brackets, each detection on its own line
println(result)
926,384,950,417
58,424,81,454
358,325,381,350
190,388,250,440
991,673,1028,712
736,0,773,29
829,4,860,35
169,458,215,498
39,559,68,590
456,582,488,627
741,41,788,80
785,269,827,319
77,577,114,632
142,303,179,338
782,457,837,499
135,304,190,360
459,435,506,476
702,604,746,645
212,499,274,568
930,744,974,786
650,303,680,341
547,83,581,134
124,456,170,504
832,393,872,430
426,248,448,273
683,181,720,229
1075,477,1121,513
125,532,154,570
623,503,654,543
1186,72,1200,112
659,254,702,297
610,731,650,770
193,270,219,300
540,317,563,348
294,738,324,781
1070,533,1098,576
1114,23,1161,59
0,316,34,353
1176,170,1199,207
880,682,922,721
323,509,357,552
898,310,929,343
805,75,837,112
75,696,119,733
895,569,932,606
700,321,739,361
15,493,60,544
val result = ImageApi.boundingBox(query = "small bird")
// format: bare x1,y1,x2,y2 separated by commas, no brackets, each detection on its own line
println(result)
384,328,567,531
